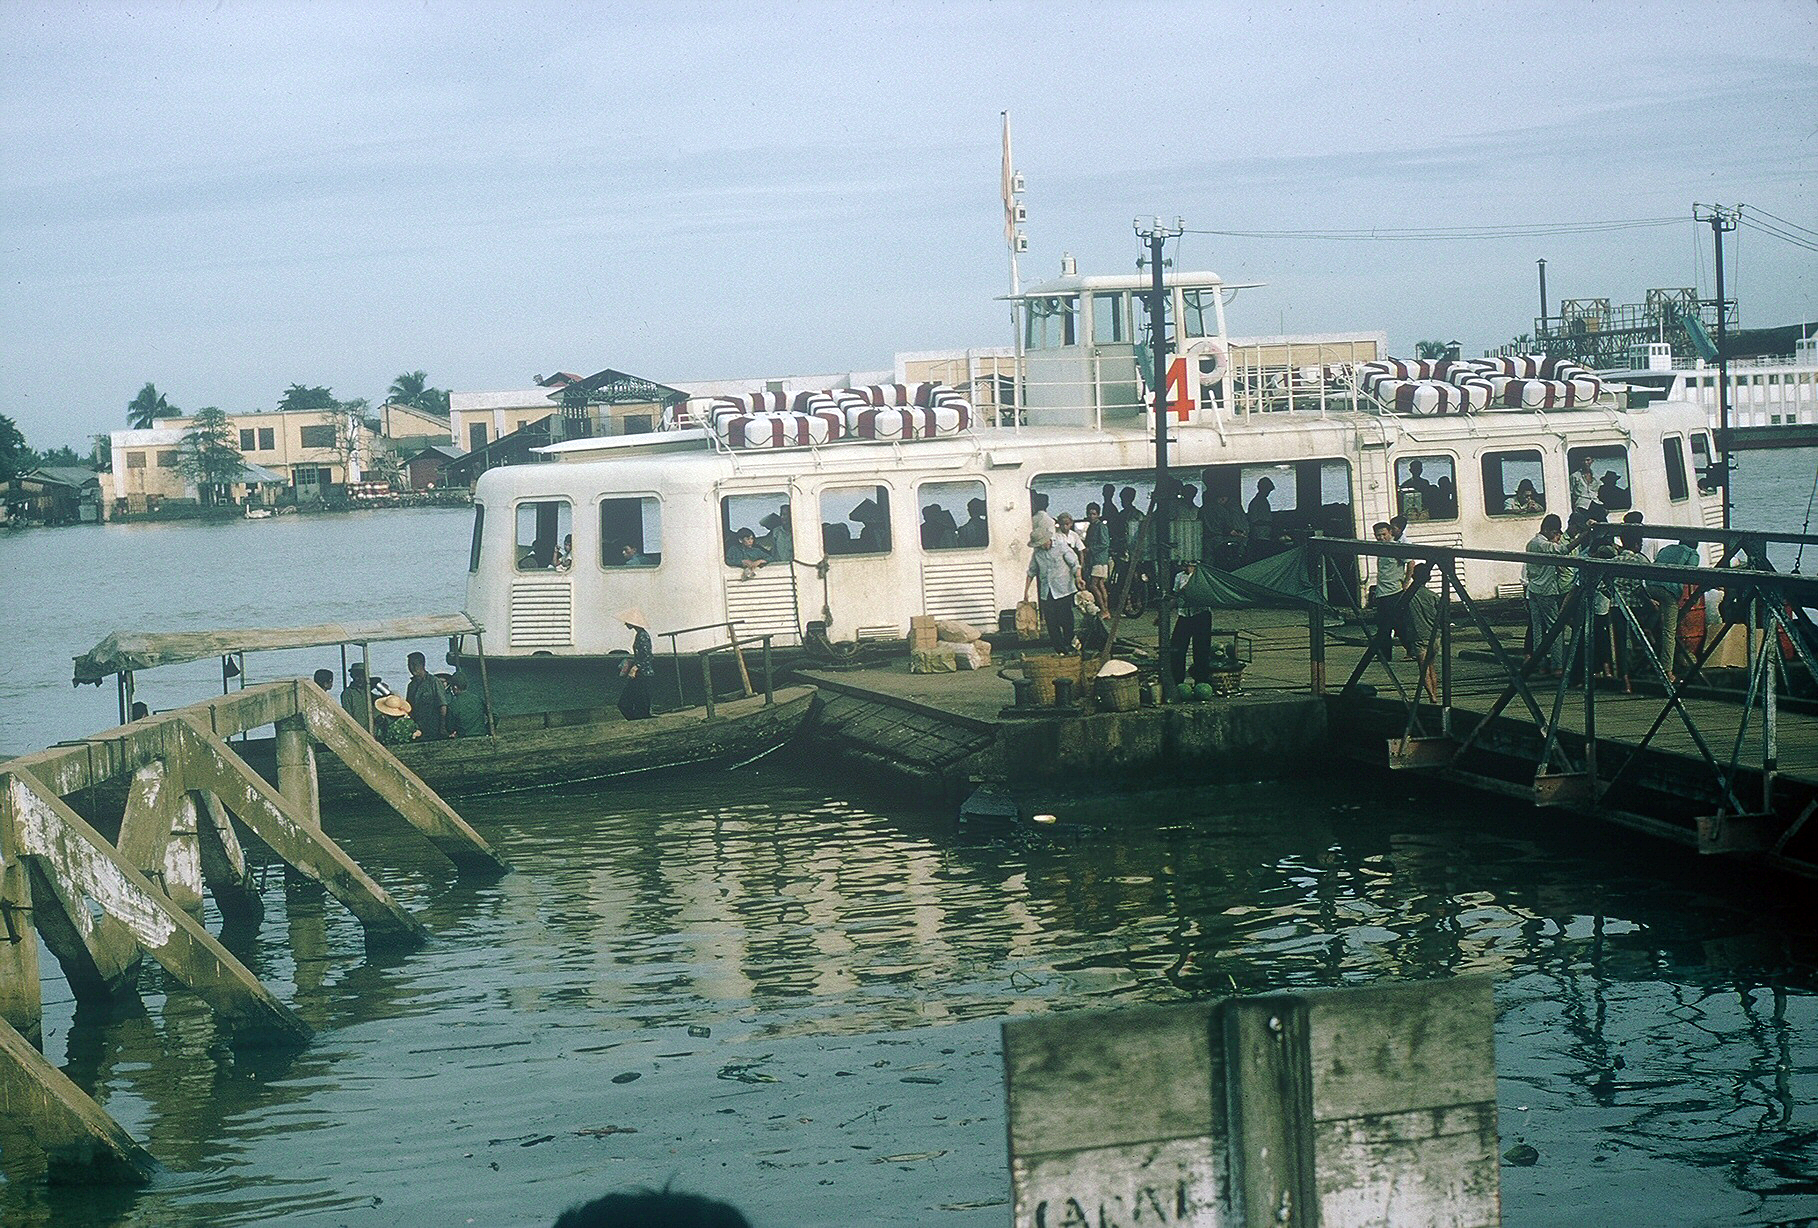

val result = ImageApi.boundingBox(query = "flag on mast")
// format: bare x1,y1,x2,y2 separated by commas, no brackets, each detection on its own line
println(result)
1001,111,1016,246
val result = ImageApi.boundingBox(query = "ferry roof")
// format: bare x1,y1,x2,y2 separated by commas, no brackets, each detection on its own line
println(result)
73,614,482,683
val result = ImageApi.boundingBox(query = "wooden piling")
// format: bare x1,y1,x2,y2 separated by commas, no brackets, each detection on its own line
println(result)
174,721,427,948
3,770,310,1046
298,686,508,875
0,792,44,1044
0,1014,157,1185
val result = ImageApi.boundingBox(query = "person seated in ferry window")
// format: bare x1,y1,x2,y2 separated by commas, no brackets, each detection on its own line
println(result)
1598,469,1630,512
956,497,989,548
759,507,793,562
1505,479,1545,514
1433,476,1458,520
726,527,769,577
616,541,655,568
554,534,573,570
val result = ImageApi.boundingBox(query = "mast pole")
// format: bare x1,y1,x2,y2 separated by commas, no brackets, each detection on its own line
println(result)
1137,217,1184,700
1697,204,1739,530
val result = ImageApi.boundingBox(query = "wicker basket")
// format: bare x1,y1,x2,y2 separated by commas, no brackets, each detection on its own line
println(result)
1095,673,1140,712
1021,652,1085,706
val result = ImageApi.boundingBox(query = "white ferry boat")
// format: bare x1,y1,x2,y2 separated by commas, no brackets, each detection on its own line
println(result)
462,266,1725,667
1610,336,1818,442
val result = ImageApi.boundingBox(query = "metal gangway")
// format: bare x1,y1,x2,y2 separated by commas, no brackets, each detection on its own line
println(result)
1293,525,1818,878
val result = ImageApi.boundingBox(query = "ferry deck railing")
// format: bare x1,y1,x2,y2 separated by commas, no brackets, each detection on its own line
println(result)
658,620,775,716
1300,526,1818,863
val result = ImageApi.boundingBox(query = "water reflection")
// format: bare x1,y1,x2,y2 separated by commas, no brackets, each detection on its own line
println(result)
6,764,1815,1226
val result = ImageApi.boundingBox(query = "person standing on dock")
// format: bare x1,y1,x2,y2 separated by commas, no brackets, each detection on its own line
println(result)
1652,537,1702,684
1524,515,1572,675
406,652,450,740
1026,528,1083,655
1370,521,1414,662
617,608,655,720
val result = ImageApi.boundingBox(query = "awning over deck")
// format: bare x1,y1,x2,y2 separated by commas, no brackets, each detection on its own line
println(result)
73,614,484,684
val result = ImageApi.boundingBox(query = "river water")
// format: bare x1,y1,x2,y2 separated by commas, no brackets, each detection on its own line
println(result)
1,451,1815,1226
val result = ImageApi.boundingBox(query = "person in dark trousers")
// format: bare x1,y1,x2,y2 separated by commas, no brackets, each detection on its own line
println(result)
1171,560,1216,685
1025,528,1082,654
405,651,449,739
617,608,655,719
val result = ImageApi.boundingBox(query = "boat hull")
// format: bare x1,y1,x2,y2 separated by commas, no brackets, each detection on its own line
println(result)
313,685,815,801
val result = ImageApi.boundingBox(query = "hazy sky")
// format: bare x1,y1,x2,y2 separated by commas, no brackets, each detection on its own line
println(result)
3,0,1814,447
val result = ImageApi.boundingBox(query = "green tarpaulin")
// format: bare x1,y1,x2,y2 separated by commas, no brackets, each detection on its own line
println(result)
1178,543,1338,610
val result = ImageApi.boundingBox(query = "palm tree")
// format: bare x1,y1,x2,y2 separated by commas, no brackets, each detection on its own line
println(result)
388,371,448,414
389,371,429,407
127,382,176,430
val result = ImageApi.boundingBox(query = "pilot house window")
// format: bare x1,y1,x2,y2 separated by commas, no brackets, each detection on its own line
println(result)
722,491,791,570
1395,456,1458,522
1565,446,1632,515
601,496,662,567
919,481,987,550
515,499,572,571
821,485,891,556
1483,450,1546,517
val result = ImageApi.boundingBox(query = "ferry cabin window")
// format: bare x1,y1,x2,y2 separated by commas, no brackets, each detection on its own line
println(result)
468,505,484,573
601,496,662,568
821,485,891,556
1091,294,1128,345
1483,450,1547,516
1024,296,1078,350
1395,456,1458,522
1565,445,1632,514
515,499,572,571
919,481,987,551
1181,289,1216,339
1662,437,1690,502
1690,432,1720,493
721,492,792,568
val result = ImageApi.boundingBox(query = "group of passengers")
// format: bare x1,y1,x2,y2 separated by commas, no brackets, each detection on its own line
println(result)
725,504,794,578
1024,473,1300,685
318,654,488,744
1519,504,1706,693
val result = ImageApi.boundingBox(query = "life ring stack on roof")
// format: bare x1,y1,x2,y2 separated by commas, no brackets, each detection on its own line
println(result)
669,382,975,451
1356,355,1604,417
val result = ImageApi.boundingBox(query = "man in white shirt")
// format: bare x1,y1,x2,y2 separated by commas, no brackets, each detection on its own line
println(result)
1026,530,1083,654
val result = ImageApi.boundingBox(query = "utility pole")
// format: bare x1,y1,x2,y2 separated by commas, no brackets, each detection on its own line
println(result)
1136,216,1183,700
1695,203,1739,529
1536,259,1548,352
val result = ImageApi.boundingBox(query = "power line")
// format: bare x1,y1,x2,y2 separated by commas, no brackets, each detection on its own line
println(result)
1182,218,1684,241
1738,215,1818,255
1746,205,1818,241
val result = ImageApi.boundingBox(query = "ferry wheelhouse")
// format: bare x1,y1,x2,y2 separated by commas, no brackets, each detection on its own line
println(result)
464,267,1725,664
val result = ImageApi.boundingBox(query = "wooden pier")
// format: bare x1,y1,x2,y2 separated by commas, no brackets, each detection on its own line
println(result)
799,525,1818,880
0,678,504,1185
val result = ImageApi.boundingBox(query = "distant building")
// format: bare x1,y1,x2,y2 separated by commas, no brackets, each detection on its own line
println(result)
0,466,104,525
403,444,466,491
108,408,357,515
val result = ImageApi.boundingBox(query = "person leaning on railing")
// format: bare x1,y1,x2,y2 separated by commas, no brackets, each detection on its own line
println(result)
1523,514,1573,676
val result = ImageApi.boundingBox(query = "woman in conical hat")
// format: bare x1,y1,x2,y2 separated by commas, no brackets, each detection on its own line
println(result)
617,608,654,720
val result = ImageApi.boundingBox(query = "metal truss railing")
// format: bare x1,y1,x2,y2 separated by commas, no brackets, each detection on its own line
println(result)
1303,526,1818,860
